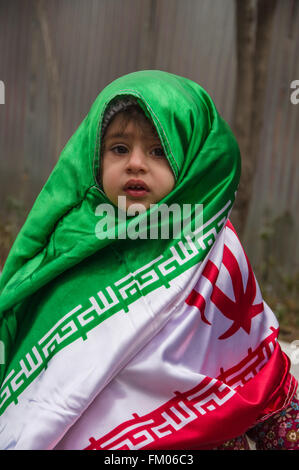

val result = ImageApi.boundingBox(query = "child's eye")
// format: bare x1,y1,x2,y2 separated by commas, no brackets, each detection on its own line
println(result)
111,145,128,155
151,147,165,158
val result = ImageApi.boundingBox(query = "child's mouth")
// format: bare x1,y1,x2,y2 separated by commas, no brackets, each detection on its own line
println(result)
123,180,149,198
124,188,148,197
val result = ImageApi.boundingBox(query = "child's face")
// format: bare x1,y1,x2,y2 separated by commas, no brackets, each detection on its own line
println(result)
101,113,175,211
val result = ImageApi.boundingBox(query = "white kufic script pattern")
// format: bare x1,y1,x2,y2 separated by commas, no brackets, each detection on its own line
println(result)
0,201,231,413
86,377,236,450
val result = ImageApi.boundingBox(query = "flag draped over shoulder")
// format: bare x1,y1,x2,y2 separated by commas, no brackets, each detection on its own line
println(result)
0,71,296,450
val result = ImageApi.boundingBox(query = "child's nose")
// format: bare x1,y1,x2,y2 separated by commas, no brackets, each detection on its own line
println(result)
126,147,147,172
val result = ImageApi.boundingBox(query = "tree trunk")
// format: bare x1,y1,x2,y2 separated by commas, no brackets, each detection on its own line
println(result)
251,0,278,165
231,0,257,235
231,0,277,237
138,0,158,69
35,0,63,162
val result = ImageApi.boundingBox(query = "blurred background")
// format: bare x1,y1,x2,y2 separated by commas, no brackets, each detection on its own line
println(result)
0,0,298,341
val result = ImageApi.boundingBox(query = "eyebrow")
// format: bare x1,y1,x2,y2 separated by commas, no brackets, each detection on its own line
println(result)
104,132,133,140
104,131,161,143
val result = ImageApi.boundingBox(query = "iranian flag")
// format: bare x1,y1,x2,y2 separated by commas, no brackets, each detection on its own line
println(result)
0,220,296,450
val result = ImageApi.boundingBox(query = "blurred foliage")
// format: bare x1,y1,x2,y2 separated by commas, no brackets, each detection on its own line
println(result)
0,196,28,270
256,212,299,342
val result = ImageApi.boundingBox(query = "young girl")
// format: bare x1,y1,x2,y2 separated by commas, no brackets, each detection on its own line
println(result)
0,70,297,450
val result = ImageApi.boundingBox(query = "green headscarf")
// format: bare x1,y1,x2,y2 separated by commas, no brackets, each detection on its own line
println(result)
0,70,240,399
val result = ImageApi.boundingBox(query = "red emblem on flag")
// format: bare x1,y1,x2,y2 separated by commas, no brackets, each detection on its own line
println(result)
186,242,264,339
